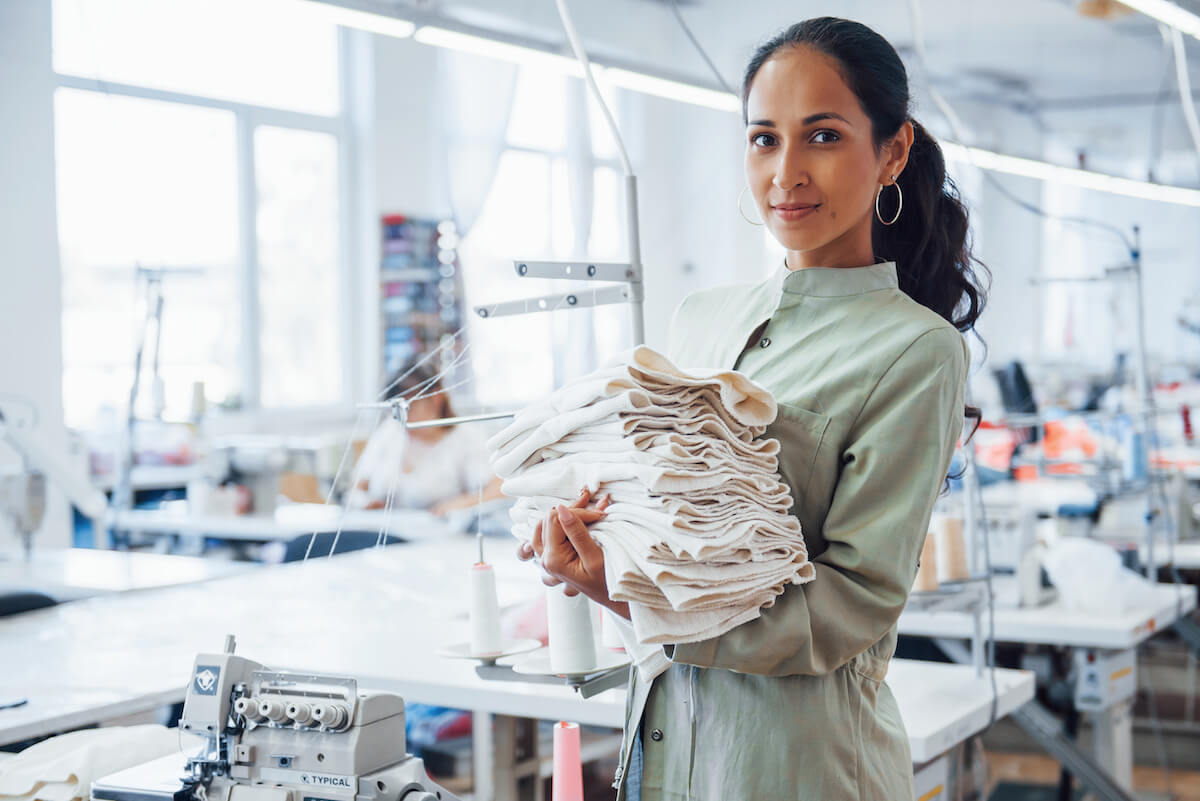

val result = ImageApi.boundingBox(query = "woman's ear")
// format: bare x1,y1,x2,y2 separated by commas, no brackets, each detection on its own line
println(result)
881,120,914,183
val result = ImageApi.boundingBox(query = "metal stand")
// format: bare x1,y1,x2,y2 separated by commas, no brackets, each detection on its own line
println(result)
474,662,630,700
933,638,1137,801
908,578,990,676
1175,612,1200,657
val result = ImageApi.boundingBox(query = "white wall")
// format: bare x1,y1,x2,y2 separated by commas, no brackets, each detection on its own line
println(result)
958,104,1046,371
621,92,754,353
0,0,72,548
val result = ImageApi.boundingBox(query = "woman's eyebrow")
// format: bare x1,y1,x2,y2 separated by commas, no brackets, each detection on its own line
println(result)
747,112,852,127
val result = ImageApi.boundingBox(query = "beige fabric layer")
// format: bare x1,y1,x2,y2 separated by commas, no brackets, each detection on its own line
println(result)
491,345,814,657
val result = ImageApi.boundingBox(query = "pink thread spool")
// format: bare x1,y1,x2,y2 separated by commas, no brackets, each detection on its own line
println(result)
552,721,583,801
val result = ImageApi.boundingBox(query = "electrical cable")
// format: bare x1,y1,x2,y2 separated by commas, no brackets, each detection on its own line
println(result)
906,0,1136,254
553,0,633,177
1149,25,1178,182
1171,26,1200,180
667,0,735,96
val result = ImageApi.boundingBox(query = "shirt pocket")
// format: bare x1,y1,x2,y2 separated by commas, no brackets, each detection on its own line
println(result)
765,402,832,521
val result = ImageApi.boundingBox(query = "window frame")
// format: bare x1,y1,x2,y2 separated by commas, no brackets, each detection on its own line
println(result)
53,26,358,420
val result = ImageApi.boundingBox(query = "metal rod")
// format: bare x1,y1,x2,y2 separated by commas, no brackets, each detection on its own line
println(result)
511,260,640,283
625,174,645,347
1129,228,1160,580
352,407,519,430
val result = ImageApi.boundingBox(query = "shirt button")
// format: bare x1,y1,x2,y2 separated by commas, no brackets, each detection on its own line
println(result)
650,729,663,741
759,337,771,348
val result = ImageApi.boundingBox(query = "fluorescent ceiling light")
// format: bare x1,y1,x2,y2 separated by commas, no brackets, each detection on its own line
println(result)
942,142,1200,207
412,27,736,112
602,68,739,112
1116,0,1200,39
414,26,584,76
295,0,415,38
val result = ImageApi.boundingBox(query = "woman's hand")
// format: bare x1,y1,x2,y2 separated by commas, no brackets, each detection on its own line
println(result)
514,488,605,564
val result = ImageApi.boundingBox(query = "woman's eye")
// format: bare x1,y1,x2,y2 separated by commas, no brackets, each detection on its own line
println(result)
751,133,776,147
811,130,840,144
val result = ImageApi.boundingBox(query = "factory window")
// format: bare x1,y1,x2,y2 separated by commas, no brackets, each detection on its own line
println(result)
458,68,628,409
254,126,343,408
52,0,349,428
55,89,242,428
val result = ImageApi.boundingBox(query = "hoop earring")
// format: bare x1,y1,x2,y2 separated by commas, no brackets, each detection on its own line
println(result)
738,186,764,226
875,177,902,226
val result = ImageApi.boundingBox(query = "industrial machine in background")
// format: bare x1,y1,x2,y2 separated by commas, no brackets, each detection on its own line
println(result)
0,406,108,558
91,636,459,801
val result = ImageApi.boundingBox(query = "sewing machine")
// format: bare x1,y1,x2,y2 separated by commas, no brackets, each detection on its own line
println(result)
983,504,1057,608
92,636,459,801
0,407,107,556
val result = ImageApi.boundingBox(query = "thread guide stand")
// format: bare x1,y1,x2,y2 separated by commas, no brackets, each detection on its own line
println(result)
474,259,644,324
360,256,646,696
462,257,643,697
473,657,631,700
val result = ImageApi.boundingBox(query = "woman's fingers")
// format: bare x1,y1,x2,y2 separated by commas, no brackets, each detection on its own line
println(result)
557,505,605,575
516,541,535,561
532,518,544,557
541,504,570,573
571,507,607,523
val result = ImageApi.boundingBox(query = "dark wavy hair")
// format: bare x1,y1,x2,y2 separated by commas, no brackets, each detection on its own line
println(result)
741,16,989,334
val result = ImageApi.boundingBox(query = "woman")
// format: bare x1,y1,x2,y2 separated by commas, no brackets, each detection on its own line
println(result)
521,17,987,800
349,361,503,515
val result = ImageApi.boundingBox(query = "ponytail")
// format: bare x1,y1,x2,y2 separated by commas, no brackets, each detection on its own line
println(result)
873,120,987,333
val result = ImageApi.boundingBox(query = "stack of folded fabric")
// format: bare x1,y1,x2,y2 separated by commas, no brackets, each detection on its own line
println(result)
488,345,815,646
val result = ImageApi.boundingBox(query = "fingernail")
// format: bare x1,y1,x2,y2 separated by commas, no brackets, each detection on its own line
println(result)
557,506,575,523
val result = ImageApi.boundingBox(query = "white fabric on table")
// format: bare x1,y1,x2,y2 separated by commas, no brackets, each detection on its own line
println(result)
0,725,178,801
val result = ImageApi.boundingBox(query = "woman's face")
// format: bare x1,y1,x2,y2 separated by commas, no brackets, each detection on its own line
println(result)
405,394,444,424
744,45,909,269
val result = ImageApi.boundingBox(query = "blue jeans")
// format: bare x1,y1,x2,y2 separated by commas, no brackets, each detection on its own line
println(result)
625,727,644,801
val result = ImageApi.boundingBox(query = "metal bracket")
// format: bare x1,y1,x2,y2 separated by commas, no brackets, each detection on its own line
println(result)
511,260,641,283
1176,613,1200,657
475,284,643,320
933,639,1136,801
474,662,629,699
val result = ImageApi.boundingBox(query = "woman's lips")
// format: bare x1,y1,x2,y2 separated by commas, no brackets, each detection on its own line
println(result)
772,203,820,221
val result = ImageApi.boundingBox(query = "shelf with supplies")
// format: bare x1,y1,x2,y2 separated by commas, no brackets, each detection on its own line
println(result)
379,214,466,379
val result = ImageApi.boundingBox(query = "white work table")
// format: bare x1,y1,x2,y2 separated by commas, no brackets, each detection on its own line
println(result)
1142,540,1200,570
898,582,1196,648
108,506,454,543
979,478,1099,515
0,536,1033,772
0,548,253,602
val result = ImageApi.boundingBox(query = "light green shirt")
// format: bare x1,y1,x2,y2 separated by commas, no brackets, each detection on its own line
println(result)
614,260,968,801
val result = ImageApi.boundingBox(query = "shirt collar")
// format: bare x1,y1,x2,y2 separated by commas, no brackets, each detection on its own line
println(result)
774,259,899,298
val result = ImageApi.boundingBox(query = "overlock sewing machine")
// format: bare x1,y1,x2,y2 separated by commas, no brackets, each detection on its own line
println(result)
92,637,458,801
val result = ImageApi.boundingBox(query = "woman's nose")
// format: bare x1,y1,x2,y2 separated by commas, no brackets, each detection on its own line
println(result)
774,147,809,190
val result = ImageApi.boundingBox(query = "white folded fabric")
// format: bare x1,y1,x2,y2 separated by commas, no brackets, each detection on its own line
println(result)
0,725,179,801
493,345,814,677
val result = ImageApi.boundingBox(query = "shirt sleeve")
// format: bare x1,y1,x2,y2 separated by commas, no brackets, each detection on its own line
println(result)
349,419,402,505
666,326,968,676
